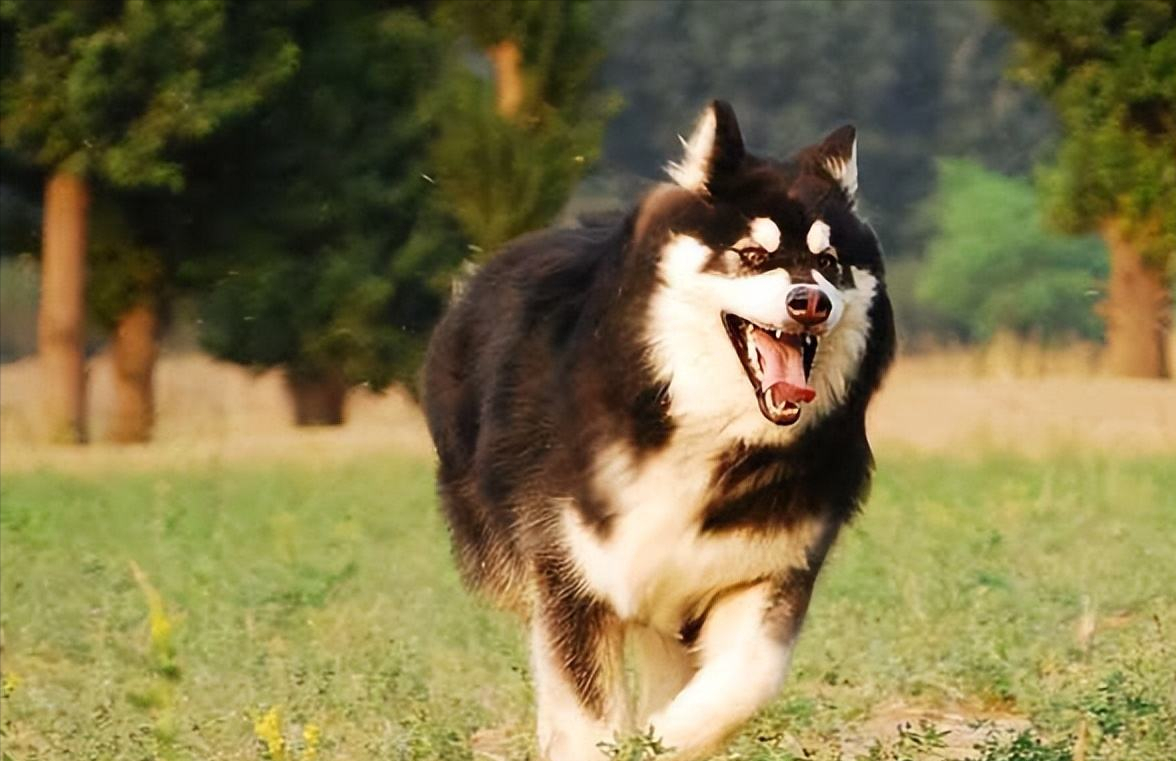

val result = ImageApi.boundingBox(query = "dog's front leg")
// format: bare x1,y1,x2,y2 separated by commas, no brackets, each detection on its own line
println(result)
631,624,696,729
646,569,817,759
531,561,628,761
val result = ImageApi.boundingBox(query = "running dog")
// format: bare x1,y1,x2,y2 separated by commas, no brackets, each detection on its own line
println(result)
423,100,895,760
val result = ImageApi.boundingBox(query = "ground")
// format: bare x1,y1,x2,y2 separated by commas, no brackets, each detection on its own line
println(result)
1,352,1174,760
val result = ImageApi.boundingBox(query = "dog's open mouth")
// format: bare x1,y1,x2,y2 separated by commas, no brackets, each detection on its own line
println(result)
722,313,818,425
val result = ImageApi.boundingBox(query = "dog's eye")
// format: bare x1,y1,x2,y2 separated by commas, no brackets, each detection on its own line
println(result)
813,251,839,270
732,245,768,263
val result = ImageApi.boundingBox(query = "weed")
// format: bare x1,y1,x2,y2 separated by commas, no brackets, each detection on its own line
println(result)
302,723,321,759
1,672,20,699
254,706,288,761
252,705,324,761
130,560,180,680
127,560,181,760
970,730,1072,761
856,721,954,761
1079,671,1159,738
398,705,474,760
598,727,674,760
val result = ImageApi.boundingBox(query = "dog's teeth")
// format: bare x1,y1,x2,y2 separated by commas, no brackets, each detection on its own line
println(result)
774,329,782,339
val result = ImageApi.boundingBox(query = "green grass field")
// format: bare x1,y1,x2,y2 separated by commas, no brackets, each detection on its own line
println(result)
1,451,1173,761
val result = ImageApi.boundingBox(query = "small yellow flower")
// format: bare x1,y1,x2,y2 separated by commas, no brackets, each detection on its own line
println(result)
302,723,321,759
2,672,21,698
149,604,173,652
130,560,177,671
253,706,287,761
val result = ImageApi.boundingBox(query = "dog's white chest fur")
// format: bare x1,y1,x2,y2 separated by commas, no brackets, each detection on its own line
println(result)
562,440,818,633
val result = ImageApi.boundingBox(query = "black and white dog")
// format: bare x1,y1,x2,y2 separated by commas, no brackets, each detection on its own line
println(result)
423,101,895,760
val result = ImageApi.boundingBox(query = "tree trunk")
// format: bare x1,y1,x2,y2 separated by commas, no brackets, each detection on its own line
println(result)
37,170,90,443
1099,221,1171,378
488,39,524,119
108,302,159,443
285,370,347,426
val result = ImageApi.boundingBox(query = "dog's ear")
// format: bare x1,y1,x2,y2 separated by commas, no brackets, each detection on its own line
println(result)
817,125,858,202
666,100,745,195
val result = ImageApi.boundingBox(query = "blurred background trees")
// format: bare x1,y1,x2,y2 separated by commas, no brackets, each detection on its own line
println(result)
572,0,1079,347
586,0,1056,260
992,0,1175,378
0,0,299,441
428,0,615,253
0,0,1171,445
916,159,1107,344
181,1,456,425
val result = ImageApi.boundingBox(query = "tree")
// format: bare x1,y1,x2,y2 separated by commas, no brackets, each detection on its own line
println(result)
86,189,169,441
0,0,298,441
429,0,616,253
589,0,1057,262
992,0,1176,378
188,2,460,425
917,159,1107,344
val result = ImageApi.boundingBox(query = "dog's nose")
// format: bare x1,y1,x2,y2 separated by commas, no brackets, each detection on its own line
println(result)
786,286,832,326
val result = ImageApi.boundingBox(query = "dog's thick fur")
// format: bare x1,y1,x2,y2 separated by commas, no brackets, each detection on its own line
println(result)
423,101,895,760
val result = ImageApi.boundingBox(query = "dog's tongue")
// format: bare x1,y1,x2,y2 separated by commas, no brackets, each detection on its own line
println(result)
752,329,816,405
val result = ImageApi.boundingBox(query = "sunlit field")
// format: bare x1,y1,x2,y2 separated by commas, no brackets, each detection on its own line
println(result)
3,1,1174,760
2,441,1173,761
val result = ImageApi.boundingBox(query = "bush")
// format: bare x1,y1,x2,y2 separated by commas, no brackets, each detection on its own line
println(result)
916,159,1107,344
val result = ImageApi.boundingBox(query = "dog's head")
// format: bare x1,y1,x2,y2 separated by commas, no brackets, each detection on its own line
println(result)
639,101,891,439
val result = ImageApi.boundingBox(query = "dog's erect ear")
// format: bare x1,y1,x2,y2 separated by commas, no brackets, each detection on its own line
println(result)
817,125,858,201
666,100,745,195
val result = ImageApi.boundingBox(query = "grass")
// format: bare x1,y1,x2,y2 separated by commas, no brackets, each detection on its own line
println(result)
0,451,1173,760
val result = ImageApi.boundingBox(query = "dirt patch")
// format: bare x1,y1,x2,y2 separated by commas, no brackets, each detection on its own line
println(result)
470,725,526,761
839,701,1032,760
2,350,1174,472
0,352,432,472
869,356,1176,457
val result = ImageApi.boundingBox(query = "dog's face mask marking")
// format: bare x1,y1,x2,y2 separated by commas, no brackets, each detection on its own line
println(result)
650,102,883,431
806,220,831,254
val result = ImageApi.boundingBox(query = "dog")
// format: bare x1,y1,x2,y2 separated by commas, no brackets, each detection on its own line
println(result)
422,101,895,760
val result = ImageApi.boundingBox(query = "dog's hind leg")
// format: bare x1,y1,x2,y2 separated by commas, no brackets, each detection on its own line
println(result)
531,559,628,761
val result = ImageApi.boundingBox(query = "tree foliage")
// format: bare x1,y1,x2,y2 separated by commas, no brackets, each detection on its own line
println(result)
86,191,166,329
917,159,1107,343
0,0,618,400
0,0,307,438
188,2,460,389
429,0,616,252
590,0,1056,259
0,0,299,189
992,0,1176,269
